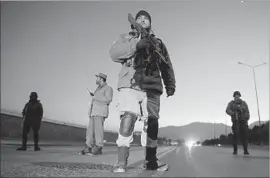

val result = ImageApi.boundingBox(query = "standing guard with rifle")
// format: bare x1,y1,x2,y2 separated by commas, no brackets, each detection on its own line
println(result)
109,10,176,173
226,91,250,155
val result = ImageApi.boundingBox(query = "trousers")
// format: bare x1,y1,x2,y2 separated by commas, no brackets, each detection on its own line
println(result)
85,116,105,147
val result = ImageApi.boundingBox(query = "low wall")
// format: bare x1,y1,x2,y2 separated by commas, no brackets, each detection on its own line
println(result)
0,113,123,143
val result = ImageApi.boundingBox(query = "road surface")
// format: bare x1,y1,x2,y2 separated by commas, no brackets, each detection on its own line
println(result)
138,145,269,177
1,140,174,177
1,141,269,177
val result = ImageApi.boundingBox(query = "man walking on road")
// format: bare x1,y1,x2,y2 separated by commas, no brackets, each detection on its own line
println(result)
80,73,113,155
226,91,250,155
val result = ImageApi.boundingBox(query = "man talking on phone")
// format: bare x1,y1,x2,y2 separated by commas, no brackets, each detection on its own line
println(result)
80,73,113,155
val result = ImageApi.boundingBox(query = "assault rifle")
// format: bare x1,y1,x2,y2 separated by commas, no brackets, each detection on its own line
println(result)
128,13,168,65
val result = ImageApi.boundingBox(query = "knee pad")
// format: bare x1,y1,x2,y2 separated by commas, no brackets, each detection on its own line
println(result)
119,112,137,137
147,118,159,140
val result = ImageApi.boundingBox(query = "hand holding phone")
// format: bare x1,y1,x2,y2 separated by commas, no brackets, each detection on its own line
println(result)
87,88,94,96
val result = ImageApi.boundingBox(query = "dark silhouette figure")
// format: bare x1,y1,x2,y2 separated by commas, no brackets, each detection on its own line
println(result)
226,91,250,155
17,92,43,151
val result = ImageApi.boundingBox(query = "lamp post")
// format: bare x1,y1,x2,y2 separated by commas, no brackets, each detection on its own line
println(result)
214,119,216,139
238,62,267,127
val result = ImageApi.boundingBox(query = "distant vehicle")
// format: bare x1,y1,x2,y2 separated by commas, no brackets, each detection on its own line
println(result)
170,141,179,146
185,140,195,148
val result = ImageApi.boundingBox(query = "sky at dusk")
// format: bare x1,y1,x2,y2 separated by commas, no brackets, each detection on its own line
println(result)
1,0,269,131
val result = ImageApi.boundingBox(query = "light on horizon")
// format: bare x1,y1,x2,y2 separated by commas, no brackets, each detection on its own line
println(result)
185,140,195,148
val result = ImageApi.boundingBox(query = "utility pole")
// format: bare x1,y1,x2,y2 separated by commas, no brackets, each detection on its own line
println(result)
238,61,267,145
238,62,267,127
214,119,216,139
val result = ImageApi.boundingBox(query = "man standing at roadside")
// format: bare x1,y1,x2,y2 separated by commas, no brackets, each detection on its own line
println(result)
80,73,113,155
226,91,250,155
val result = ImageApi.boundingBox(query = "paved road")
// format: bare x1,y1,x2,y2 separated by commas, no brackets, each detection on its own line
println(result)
137,145,269,177
0,141,175,177
1,141,269,177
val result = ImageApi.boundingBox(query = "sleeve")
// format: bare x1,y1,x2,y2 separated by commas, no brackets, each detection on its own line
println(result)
159,41,176,92
226,101,234,116
242,101,250,120
39,103,43,120
22,103,28,117
109,34,139,63
92,87,113,105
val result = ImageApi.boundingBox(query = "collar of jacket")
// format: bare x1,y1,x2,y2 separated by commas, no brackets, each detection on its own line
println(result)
233,98,243,104
29,99,40,103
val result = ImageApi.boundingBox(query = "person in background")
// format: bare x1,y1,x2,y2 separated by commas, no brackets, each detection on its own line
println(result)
17,92,43,151
80,73,113,155
226,91,250,155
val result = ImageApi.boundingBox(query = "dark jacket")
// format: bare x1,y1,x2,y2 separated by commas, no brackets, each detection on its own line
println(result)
22,100,43,123
226,98,250,122
110,32,176,94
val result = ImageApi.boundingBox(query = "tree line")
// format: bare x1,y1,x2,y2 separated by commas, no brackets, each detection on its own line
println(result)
202,121,269,146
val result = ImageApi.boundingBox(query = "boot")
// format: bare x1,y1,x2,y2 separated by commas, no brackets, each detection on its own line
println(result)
233,145,237,155
16,146,27,151
34,143,41,151
92,146,102,155
145,147,169,171
80,146,92,155
113,146,129,173
33,131,40,151
17,139,27,151
34,146,41,151
243,145,249,155
156,159,169,171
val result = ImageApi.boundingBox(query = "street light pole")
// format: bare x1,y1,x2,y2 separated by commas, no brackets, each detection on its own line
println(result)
238,62,267,127
252,66,261,127
214,119,216,139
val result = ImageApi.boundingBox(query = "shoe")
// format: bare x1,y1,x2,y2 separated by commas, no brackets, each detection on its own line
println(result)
113,165,126,173
16,146,27,151
233,146,237,155
145,159,169,171
114,146,129,173
157,162,169,171
244,146,249,155
80,147,92,155
92,146,102,155
34,146,41,151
